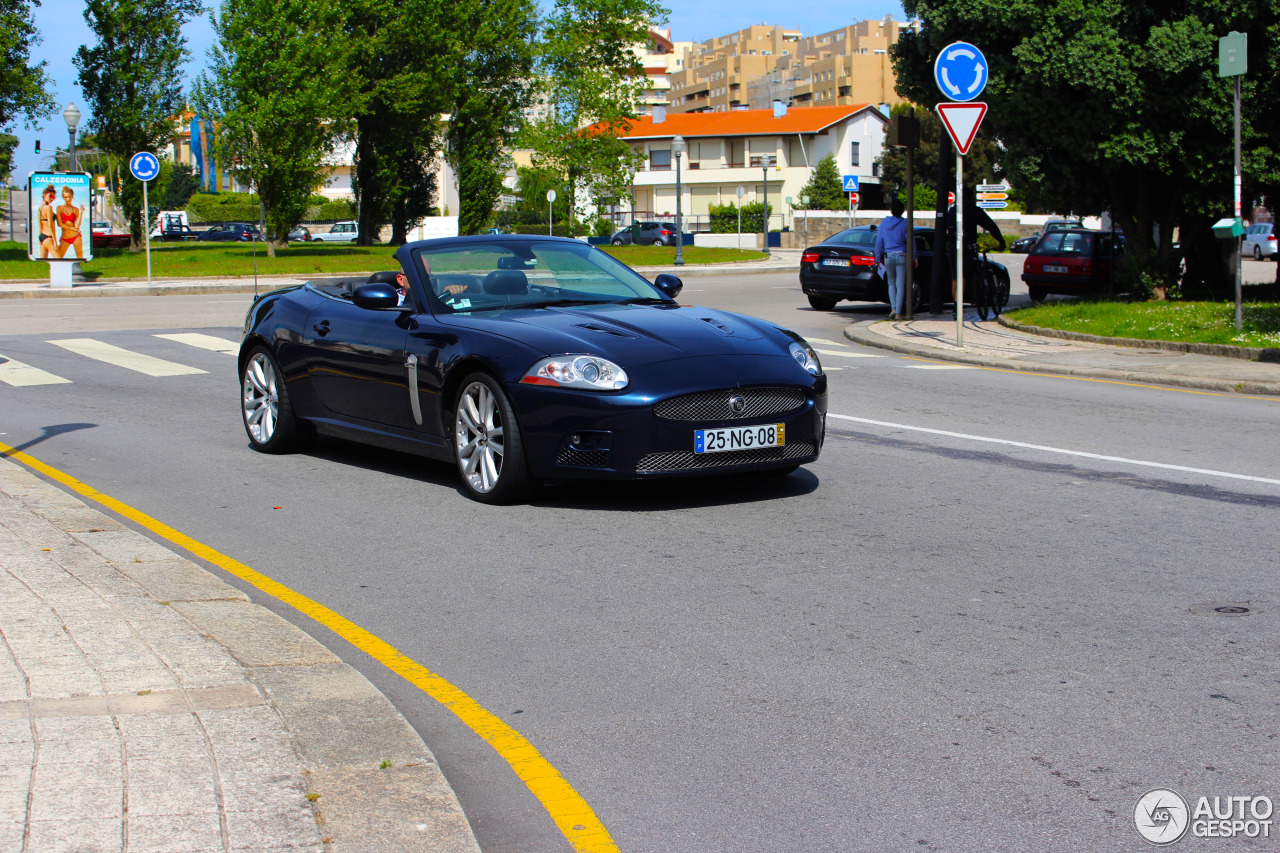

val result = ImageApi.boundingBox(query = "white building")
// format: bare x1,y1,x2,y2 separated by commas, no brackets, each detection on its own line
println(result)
619,103,889,224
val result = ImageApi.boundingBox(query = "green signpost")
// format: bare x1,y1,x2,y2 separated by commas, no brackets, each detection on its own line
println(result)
1218,31,1246,331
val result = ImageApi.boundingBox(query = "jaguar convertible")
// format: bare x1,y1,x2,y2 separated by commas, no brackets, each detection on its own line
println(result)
239,235,827,502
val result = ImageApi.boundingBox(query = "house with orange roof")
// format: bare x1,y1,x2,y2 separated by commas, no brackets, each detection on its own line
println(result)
620,103,889,226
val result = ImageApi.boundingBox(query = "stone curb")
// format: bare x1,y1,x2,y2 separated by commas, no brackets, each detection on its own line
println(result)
0,456,480,853
997,315,1280,363
843,319,1280,397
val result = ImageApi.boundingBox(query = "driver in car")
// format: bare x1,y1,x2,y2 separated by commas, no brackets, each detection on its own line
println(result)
396,258,469,305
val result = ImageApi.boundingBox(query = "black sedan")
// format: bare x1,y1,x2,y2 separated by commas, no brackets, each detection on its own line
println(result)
198,222,262,242
239,235,827,503
1010,232,1040,253
799,225,1009,312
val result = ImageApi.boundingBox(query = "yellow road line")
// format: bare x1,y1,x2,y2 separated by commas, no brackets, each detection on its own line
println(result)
0,441,618,853
896,356,1280,401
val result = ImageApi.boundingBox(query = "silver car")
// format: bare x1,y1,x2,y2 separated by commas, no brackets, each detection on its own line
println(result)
311,221,359,243
1244,223,1276,260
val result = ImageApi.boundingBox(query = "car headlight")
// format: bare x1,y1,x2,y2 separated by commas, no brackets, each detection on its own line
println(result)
521,355,629,391
789,341,822,376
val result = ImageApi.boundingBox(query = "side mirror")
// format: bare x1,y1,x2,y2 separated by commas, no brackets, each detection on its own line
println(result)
653,273,683,299
352,282,400,310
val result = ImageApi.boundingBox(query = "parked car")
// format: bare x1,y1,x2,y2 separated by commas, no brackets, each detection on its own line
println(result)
1010,232,1040,253
1042,219,1083,234
90,221,130,250
238,235,826,503
799,225,1009,312
288,226,311,242
311,221,360,242
197,222,262,242
609,221,677,247
1244,222,1276,260
1021,228,1128,301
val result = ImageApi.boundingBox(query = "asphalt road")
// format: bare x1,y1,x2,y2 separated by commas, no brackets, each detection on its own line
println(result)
2,272,1278,852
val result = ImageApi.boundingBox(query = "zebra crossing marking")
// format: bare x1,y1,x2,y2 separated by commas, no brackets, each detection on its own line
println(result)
0,356,72,387
154,333,239,355
46,339,207,377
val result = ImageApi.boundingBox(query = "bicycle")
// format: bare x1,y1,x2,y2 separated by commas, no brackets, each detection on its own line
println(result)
973,248,1008,320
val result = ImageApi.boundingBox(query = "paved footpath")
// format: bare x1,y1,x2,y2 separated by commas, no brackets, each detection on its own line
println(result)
0,455,480,853
846,310,1280,395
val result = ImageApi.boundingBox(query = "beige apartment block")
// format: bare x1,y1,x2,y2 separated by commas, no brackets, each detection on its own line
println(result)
671,18,913,114
632,27,697,116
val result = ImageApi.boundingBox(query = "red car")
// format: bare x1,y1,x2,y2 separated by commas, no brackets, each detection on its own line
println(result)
1021,228,1127,301
91,221,130,250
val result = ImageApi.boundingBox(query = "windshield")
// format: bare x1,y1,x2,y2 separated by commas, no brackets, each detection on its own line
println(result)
412,240,668,314
1036,231,1095,256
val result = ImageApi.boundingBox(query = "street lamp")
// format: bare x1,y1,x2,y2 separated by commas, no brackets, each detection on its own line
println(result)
671,135,686,266
761,154,775,255
63,103,81,172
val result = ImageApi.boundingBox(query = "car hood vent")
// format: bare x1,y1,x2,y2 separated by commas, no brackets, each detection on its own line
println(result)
573,322,639,339
698,316,733,336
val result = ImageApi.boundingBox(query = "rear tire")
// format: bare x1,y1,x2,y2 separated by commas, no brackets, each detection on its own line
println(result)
1027,285,1047,303
1254,244,1262,261
612,239,624,246
807,295,837,311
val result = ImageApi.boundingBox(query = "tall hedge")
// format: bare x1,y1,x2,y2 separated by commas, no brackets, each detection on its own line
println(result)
183,191,354,223
709,201,772,234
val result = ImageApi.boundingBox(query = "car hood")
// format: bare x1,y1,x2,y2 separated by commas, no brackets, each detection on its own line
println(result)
438,302,789,365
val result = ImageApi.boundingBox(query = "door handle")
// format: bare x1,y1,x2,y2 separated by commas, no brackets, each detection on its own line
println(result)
312,320,330,336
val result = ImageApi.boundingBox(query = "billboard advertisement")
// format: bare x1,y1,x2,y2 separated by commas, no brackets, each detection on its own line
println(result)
28,171,94,261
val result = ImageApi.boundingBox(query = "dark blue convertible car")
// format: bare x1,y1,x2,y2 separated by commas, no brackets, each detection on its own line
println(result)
239,235,827,502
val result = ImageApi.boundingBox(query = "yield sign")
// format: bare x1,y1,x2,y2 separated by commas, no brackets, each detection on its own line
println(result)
936,102,987,155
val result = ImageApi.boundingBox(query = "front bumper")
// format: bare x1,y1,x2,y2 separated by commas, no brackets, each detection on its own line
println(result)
510,354,827,480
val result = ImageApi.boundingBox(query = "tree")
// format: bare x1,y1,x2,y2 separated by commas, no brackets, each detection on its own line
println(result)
520,0,664,236
74,0,202,248
892,0,1280,297
445,0,539,235
195,0,363,255
876,103,1002,202
0,0,54,139
162,162,199,208
0,132,17,181
349,0,454,245
797,154,845,210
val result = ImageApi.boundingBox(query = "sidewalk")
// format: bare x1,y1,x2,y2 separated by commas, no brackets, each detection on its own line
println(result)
0,455,480,853
845,311,1280,395
0,250,805,299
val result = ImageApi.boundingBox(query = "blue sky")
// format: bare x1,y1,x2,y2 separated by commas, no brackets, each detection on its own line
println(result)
8,0,908,183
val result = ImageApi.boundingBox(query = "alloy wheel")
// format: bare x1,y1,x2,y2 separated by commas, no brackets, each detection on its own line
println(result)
242,352,279,444
455,381,506,494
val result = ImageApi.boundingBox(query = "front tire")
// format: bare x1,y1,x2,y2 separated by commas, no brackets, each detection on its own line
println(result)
452,373,533,503
612,239,624,246
241,347,305,453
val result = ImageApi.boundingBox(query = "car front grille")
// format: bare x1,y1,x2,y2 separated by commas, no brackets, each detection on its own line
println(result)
556,447,611,468
654,386,808,423
635,441,815,473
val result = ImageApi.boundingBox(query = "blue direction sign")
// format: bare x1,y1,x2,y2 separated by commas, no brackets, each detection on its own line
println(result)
934,42,988,102
842,175,860,192
129,151,160,182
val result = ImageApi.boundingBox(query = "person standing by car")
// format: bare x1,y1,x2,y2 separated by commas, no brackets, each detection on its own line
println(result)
944,194,1005,299
874,198,910,319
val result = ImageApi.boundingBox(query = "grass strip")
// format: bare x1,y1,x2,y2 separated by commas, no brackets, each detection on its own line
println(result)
1007,299,1280,349
0,240,766,281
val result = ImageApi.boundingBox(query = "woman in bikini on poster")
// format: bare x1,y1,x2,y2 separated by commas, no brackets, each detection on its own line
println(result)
37,186,59,258
55,186,87,260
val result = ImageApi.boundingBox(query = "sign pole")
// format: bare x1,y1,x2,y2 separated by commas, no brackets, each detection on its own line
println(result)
955,152,964,346
1234,72,1242,331
143,180,151,288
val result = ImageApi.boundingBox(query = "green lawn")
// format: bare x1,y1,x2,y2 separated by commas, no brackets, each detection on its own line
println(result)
0,240,766,280
1007,299,1280,349
598,245,767,265
0,240,401,280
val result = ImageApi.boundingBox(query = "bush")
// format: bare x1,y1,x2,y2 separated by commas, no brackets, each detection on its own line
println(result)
509,224,578,237
184,191,354,224
709,201,772,234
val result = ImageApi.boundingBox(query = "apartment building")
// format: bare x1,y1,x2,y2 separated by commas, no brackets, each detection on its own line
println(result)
620,103,889,220
632,27,697,116
670,19,912,115
668,25,802,113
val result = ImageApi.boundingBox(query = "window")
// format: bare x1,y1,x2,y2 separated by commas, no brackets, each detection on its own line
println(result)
650,149,671,170
850,141,860,166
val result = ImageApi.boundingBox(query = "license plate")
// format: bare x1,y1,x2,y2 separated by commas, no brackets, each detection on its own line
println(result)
822,258,850,267
694,424,785,454
1044,264,1069,273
